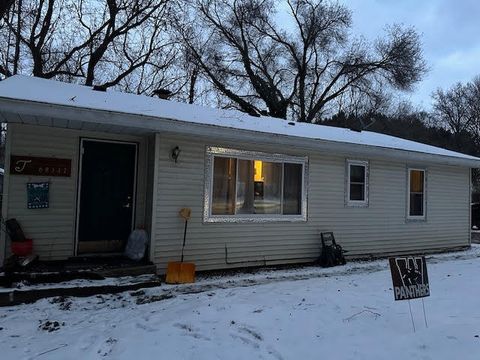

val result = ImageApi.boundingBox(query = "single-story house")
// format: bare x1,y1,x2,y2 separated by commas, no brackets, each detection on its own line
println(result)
0,75,478,273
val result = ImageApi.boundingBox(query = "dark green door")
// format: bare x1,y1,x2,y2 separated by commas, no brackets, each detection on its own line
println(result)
77,140,137,254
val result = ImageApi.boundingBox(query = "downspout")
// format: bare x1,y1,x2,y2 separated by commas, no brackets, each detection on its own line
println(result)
469,167,472,246
1,124,12,263
148,133,161,264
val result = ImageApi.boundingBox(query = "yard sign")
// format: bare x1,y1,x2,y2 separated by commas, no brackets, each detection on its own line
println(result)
389,256,430,301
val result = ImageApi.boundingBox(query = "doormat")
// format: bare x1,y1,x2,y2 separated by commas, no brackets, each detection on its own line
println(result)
27,182,49,209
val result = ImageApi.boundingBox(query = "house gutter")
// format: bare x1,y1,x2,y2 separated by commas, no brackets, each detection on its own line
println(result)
0,97,479,168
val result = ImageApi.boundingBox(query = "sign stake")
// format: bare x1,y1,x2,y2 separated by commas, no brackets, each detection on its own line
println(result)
421,298,428,328
408,300,416,333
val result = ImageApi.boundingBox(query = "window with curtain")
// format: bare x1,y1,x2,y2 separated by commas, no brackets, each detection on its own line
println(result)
346,160,369,206
211,157,237,215
408,168,426,218
206,147,307,222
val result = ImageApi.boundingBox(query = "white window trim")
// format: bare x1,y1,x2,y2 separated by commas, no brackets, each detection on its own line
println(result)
346,159,369,207
407,167,427,221
203,146,308,223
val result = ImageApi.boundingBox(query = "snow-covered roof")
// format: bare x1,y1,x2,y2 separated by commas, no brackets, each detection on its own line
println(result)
0,75,479,164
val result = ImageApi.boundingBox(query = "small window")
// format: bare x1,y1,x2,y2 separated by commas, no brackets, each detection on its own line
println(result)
408,168,426,219
346,160,368,206
205,147,308,222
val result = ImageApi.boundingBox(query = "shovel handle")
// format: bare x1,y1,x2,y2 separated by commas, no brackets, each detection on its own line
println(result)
181,219,188,263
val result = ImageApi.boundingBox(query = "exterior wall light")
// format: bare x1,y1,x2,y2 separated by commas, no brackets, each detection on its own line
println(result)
171,146,181,163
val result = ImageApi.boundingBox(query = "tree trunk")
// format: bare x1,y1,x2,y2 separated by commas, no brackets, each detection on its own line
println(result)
188,68,198,104
12,0,22,75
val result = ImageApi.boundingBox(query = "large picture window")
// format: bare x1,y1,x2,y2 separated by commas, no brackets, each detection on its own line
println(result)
408,168,426,219
205,147,308,222
346,159,369,207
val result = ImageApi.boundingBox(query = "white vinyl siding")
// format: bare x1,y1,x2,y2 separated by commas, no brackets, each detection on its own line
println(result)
1,124,471,271
152,134,470,273
2,123,148,260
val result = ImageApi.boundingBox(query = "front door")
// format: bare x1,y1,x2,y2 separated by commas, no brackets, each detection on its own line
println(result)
77,139,137,254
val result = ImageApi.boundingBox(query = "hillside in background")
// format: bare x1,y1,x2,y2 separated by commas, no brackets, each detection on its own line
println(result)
323,111,479,157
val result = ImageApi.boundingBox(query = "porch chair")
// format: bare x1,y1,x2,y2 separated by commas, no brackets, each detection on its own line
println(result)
319,232,347,267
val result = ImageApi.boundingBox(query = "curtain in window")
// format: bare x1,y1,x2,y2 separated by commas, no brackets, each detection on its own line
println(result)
409,170,424,216
236,160,255,214
410,170,424,192
283,163,302,214
212,157,236,215
210,154,304,217
255,161,282,214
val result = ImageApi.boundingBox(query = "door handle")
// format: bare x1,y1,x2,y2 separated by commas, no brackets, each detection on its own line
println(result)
122,195,132,208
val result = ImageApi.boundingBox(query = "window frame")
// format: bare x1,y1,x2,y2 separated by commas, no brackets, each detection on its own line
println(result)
345,159,369,207
203,146,308,223
407,167,427,221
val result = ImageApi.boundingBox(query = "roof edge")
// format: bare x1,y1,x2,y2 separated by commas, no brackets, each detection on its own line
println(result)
1,96,480,168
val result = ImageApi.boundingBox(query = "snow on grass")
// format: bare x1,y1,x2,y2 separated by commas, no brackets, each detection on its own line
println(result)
1,247,480,360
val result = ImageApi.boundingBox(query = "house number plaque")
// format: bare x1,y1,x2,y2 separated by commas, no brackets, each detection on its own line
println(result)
10,155,72,177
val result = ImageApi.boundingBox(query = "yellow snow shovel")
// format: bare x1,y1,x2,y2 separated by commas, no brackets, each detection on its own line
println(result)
165,208,196,284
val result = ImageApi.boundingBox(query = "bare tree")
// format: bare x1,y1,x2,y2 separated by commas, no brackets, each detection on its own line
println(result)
176,0,294,117
0,0,24,77
466,76,480,141
178,0,427,122
334,83,392,129
76,0,173,88
432,82,475,140
0,0,180,93
0,0,14,19
2,0,97,79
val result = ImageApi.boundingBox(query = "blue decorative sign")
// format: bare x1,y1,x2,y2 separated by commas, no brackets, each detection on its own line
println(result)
27,182,49,209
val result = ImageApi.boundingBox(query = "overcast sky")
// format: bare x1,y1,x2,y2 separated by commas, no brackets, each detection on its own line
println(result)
343,0,480,109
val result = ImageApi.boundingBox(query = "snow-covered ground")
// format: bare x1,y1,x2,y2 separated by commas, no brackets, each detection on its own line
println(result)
1,247,480,360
